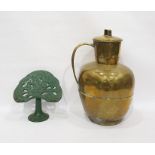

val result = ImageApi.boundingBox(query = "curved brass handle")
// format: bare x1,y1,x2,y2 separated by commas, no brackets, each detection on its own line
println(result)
71,43,94,84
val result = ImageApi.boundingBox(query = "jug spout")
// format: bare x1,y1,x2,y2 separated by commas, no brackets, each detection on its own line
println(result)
93,29,122,65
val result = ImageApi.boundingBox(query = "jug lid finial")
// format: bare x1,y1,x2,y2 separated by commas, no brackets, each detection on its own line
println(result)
104,29,112,36
93,29,122,43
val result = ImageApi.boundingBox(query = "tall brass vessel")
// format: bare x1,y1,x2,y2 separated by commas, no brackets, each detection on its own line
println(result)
71,29,135,125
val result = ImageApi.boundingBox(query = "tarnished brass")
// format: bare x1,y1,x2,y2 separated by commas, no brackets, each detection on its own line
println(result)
71,29,135,125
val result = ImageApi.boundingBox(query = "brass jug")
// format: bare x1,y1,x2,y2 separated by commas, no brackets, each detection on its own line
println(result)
71,29,135,125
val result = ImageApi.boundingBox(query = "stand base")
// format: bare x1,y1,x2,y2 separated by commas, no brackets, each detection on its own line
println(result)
88,116,122,126
28,112,49,122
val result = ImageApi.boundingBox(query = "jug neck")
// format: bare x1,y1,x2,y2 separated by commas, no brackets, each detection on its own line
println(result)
93,30,122,65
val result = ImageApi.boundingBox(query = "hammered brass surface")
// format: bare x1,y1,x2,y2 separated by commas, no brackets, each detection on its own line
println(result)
80,93,132,124
94,42,121,64
79,62,134,125
79,62,134,98
71,29,135,125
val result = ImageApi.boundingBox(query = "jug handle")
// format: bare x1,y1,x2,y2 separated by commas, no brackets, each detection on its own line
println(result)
71,43,94,84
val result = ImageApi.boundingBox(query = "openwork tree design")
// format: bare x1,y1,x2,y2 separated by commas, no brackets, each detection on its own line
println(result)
14,70,62,122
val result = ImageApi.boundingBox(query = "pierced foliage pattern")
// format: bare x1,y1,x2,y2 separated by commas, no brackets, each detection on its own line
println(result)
14,70,62,102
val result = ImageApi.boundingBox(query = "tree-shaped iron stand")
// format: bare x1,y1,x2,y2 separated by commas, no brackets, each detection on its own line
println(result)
14,70,62,122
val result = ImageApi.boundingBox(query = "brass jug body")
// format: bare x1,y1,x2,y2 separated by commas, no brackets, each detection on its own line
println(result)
71,30,135,125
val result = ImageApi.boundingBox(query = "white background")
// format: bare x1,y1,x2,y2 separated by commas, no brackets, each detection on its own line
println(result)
0,12,155,142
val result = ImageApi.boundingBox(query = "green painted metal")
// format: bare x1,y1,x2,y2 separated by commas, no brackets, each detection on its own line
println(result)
13,70,62,122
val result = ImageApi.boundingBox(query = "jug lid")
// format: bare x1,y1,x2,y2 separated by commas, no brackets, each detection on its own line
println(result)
93,29,122,43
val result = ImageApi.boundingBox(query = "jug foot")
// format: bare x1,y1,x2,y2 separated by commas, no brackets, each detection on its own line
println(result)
88,116,122,126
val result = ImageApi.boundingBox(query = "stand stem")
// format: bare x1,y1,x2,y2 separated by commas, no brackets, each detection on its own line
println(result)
28,98,49,122
35,98,43,115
